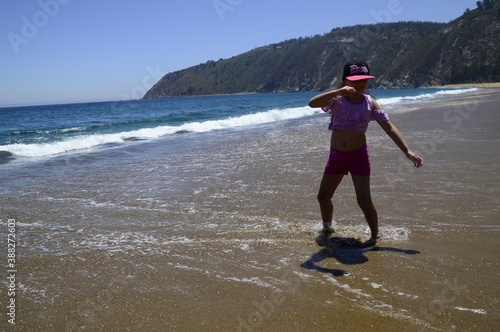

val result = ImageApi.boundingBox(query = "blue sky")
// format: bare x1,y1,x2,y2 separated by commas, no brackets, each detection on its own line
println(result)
1,0,480,107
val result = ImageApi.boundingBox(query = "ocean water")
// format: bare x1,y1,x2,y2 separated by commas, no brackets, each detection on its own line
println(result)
0,88,475,161
2,87,498,331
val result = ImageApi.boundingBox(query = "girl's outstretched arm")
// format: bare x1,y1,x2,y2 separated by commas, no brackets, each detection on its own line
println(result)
377,120,424,168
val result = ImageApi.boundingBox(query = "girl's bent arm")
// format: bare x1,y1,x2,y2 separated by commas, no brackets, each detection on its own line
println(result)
378,120,424,168
308,87,356,108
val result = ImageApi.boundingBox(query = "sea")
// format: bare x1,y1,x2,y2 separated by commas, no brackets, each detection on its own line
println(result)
0,88,475,161
2,87,499,331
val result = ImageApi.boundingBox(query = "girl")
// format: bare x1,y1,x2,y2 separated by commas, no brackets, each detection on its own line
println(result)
308,61,423,243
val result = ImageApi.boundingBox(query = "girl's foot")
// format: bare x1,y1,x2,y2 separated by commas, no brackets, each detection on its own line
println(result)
321,222,334,235
362,235,379,247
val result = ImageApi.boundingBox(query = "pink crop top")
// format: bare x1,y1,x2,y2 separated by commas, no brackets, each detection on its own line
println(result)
321,94,389,133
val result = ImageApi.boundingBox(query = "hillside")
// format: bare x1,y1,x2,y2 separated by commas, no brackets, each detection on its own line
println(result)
378,0,500,88
144,2,499,99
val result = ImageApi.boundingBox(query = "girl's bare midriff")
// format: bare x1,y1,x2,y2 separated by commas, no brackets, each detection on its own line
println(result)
330,129,366,151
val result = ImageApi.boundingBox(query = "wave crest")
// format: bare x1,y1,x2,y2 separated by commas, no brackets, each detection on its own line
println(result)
3,106,317,157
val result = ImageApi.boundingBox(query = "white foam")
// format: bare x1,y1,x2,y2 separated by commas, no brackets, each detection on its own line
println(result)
4,106,317,157
314,222,411,241
454,306,487,314
225,277,275,289
15,222,45,228
239,243,251,252
381,226,411,241
5,134,124,158
435,88,478,95
377,88,478,106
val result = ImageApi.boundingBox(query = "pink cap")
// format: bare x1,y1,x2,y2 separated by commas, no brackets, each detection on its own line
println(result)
344,64,376,81
345,74,376,81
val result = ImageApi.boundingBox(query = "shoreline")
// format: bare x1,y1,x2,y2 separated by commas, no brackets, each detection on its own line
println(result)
423,82,500,89
142,82,500,100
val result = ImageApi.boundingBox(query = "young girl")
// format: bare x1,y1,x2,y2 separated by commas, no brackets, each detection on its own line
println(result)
308,61,423,243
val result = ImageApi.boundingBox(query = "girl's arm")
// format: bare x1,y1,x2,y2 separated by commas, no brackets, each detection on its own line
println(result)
308,86,357,108
371,98,423,168
377,120,424,168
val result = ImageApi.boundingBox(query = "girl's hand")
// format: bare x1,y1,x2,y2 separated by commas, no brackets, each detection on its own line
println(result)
339,86,357,96
406,151,424,168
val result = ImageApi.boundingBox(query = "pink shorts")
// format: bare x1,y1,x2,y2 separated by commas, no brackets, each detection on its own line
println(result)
324,145,371,176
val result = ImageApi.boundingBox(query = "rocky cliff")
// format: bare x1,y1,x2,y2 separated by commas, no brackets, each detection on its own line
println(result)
378,0,500,88
144,1,499,99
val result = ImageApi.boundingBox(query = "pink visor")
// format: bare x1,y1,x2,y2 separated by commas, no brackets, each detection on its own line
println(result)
346,75,376,81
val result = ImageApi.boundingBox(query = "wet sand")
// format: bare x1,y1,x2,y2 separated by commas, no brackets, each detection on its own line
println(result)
2,89,499,331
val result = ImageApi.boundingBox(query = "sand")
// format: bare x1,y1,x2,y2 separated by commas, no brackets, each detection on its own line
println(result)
2,88,499,331
426,82,500,89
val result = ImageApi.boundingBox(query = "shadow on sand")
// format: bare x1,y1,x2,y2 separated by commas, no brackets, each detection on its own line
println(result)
300,235,420,277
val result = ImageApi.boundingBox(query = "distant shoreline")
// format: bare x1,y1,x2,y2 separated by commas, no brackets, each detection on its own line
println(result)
142,83,500,100
424,82,500,89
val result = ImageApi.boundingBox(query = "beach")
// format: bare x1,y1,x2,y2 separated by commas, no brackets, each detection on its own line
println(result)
425,82,500,89
1,88,499,331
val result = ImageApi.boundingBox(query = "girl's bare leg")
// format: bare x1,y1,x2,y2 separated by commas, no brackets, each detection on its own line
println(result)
317,173,344,234
352,175,379,239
